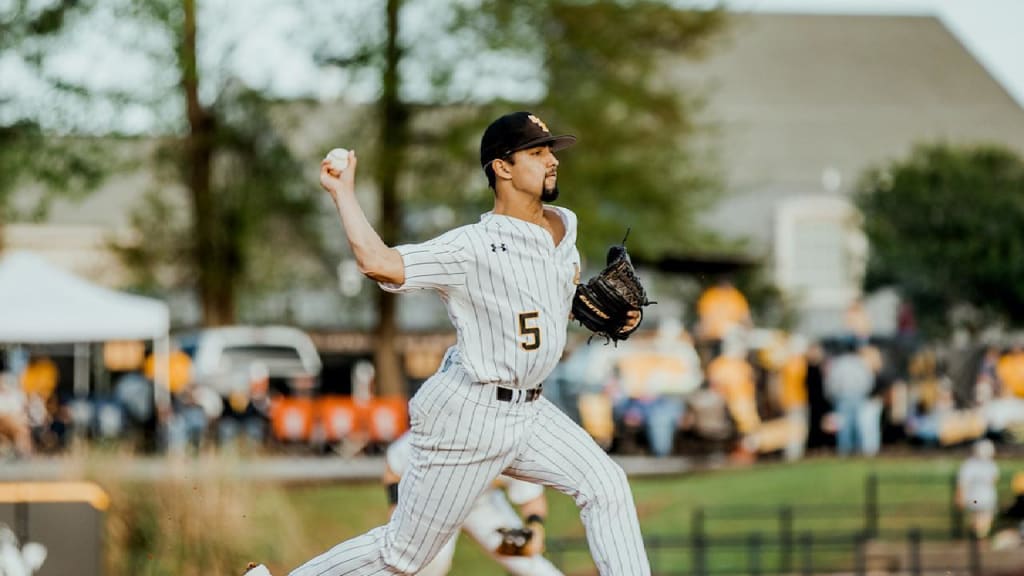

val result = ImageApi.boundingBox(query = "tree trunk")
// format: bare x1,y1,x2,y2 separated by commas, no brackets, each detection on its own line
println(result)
182,0,233,326
373,0,409,397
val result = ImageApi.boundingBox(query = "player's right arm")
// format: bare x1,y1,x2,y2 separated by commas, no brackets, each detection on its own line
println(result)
320,152,405,285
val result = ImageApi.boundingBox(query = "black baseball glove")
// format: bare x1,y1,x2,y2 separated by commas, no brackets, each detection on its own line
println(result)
572,236,653,342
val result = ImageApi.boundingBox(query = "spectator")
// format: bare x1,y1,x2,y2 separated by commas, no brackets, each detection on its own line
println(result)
804,342,833,452
857,345,885,457
20,357,58,453
825,341,875,457
844,298,871,346
996,345,1024,398
556,343,619,450
957,439,999,539
695,278,751,362
779,335,809,461
975,346,1002,405
610,317,702,457
0,373,32,458
707,336,759,461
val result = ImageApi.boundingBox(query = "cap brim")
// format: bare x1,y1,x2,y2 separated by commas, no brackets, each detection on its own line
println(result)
514,134,577,154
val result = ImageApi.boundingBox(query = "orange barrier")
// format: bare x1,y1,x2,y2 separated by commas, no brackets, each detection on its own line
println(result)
270,397,315,442
317,396,362,442
364,396,409,443
272,395,409,445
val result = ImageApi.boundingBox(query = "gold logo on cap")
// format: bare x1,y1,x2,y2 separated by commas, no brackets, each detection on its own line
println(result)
528,114,550,134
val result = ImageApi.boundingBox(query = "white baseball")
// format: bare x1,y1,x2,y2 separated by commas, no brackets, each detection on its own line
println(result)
326,148,350,172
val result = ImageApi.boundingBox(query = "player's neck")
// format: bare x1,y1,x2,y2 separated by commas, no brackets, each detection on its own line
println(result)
493,191,546,227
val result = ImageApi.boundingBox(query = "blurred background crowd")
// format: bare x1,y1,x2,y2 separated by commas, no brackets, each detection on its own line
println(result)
4,275,1024,467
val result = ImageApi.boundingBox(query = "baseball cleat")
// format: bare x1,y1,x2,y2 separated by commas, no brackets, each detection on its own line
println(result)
243,563,273,576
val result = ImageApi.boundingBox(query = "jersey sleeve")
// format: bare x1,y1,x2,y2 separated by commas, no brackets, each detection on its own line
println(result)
378,230,469,294
502,476,545,506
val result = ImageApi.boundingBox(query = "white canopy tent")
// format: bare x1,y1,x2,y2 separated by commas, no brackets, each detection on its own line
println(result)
0,251,171,408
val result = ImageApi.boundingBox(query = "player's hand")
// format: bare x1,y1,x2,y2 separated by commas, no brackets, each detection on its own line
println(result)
619,310,642,334
320,149,357,202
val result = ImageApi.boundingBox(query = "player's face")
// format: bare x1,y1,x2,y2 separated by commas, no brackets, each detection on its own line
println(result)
511,145,560,202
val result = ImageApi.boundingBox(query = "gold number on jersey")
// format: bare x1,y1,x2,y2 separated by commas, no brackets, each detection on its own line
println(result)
518,311,541,351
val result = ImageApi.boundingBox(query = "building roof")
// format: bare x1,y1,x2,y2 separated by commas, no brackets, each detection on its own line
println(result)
670,13,1024,249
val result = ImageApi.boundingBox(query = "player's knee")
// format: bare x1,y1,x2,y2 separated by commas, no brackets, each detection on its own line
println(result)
580,460,631,508
381,543,446,575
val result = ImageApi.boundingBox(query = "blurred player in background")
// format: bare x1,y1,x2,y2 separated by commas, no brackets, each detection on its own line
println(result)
382,433,563,576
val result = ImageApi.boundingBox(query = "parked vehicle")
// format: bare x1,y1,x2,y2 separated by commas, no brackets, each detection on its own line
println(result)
175,325,322,397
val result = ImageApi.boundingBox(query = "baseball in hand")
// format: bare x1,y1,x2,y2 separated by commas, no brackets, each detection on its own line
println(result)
325,148,350,172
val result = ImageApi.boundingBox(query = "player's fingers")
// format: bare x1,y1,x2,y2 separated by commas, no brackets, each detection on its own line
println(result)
320,163,340,178
342,150,358,178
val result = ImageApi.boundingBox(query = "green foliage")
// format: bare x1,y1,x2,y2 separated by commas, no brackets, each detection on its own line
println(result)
0,0,94,51
317,1,727,264
97,460,305,576
855,142,1024,335
450,1,728,264
0,122,107,221
110,83,328,299
0,0,107,238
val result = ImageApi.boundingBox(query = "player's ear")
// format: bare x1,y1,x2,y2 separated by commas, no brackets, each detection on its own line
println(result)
492,158,513,180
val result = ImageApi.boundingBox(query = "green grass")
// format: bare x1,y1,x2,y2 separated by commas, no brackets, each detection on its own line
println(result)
264,456,1024,575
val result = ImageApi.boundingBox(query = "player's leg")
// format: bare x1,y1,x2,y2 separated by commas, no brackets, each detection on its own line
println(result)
505,397,651,576
290,369,510,576
414,532,458,576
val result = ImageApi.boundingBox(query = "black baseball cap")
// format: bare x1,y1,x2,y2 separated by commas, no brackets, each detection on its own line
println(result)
480,112,577,172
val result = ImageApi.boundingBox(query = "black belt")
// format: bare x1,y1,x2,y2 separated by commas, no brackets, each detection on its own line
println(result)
496,385,542,403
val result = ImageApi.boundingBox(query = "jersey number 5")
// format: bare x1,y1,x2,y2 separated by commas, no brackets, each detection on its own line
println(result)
518,311,541,351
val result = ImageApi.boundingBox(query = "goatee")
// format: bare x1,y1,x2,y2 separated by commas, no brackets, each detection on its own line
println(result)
541,184,559,203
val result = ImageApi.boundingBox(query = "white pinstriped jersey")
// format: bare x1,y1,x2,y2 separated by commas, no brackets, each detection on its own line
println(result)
381,206,580,390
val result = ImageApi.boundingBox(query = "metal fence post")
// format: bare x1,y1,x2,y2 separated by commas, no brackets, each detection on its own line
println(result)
800,531,814,576
855,531,868,576
779,505,793,573
692,507,706,576
908,528,922,576
865,473,879,538
950,474,964,539
748,533,762,576
14,500,28,544
968,532,982,576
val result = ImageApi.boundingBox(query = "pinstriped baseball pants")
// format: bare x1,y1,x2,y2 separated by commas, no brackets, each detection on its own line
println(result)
289,363,651,576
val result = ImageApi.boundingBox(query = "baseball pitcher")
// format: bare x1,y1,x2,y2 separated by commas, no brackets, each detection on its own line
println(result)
247,111,651,576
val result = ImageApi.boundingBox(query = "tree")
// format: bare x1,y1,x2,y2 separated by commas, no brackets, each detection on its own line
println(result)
856,142,1024,335
0,0,106,251
106,0,327,326
460,1,728,261
316,0,727,395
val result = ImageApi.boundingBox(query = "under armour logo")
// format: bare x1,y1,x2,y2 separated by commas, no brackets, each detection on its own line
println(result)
491,243,508,252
